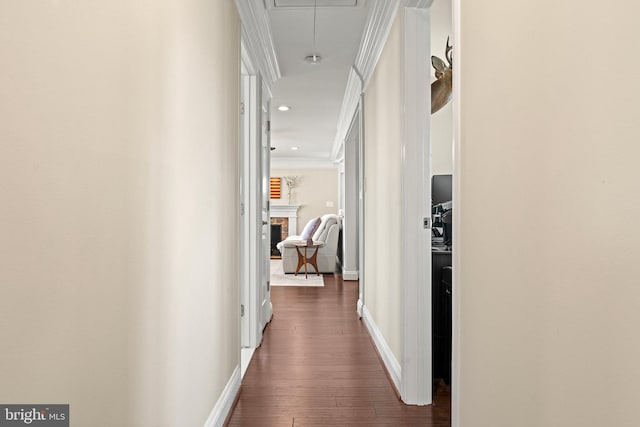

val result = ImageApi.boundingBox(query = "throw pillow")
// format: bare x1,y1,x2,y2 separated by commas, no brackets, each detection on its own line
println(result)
300,217,322,243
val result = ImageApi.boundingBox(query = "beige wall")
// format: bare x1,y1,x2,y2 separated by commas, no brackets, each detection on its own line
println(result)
457,2,640,426
363,11,403,362
0,1,240,426
431,0,453,176
271,167,338,233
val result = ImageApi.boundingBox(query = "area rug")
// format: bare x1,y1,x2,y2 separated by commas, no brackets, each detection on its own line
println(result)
270,260,324,287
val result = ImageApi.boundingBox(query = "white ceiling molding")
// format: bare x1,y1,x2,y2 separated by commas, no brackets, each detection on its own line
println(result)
235,0,282,91
271,157,339,169
353,0,401,86
330,0,400,162
330,67,363,162
241,35,257,76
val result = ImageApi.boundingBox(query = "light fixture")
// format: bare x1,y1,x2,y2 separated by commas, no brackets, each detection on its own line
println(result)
304,55,322,64
290,146,299,151
305,0,322,65
278,105,291,111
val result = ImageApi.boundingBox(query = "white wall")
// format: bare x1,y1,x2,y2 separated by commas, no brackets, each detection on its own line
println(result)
363,11,403,362
456,2,640,426
271,167,338,232
431,0,453,176
0,1,240,426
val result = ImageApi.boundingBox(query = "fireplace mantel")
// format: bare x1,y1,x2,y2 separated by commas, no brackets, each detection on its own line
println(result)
270,205,300,235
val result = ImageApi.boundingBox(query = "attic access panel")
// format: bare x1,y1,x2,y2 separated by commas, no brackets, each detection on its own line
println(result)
272,0,358,7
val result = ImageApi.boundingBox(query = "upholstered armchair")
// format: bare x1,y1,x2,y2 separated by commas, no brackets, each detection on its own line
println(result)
276,214,341,274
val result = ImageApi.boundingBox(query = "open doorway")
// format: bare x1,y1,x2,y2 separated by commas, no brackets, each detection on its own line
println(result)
430,0,454,397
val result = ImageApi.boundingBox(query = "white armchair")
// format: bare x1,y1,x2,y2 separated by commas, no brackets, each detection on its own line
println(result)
276,214,341,274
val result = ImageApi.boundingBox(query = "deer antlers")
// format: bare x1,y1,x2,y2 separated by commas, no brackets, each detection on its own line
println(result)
431,37,453,114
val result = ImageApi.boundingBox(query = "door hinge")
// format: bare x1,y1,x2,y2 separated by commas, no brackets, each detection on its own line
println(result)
241,304,245,317
266,120,271,132
267,280,270,291
423,217,431,229
240,102,245,115
240,202,245,216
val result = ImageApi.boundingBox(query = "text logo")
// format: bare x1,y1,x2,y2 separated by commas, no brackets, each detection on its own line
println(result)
0,405,68,427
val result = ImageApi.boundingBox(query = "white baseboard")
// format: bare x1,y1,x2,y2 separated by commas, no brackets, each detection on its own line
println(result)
362,305,401,391
342,269,359,280
203,366,240,427
241,347,255,379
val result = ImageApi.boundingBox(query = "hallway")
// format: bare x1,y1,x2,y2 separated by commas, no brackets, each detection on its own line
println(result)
227,273,451,426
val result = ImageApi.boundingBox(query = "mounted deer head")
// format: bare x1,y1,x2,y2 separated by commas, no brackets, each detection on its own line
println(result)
431,37,453,114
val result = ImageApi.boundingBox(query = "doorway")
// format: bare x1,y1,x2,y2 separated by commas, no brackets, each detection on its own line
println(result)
240,44,273,378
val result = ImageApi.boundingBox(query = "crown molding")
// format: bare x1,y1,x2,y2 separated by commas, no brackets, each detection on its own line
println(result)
236,0,282,91
354,0,400,87
331,67,363,161
330,0,434,162
330,0,400,162
271,156,338,169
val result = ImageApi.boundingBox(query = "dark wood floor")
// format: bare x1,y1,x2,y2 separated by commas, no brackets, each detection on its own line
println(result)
226,272,451,427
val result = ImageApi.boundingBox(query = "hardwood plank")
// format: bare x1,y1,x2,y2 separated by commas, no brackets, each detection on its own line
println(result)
225,272,451,426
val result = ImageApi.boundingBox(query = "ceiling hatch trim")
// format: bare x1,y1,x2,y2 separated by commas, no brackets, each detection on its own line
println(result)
235,0,282,91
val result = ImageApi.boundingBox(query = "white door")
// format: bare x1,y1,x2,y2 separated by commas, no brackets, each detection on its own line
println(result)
240,73,250,349
259,90,273,330
240,59,262,375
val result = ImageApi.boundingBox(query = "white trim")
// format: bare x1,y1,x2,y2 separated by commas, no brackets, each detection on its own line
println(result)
235,0,281,92
269,205,300,217
246,72,263,350
203,366,241,427
241,41,256,76
451,0,461,424
331,68,365,161
355,0,401,87
330,0,400,161
342,269,359,280
400,3,432,406
357,298,364,317
362,305,401,390
271,157,339,169
241,347,256,378
269,205,300,235
357,94,365,322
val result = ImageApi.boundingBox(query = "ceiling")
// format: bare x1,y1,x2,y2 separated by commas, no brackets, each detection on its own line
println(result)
266,0,369,166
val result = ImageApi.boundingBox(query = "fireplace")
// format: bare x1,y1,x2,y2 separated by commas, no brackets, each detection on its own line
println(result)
269,205,299,258
270,218,289,258
270,224,282,257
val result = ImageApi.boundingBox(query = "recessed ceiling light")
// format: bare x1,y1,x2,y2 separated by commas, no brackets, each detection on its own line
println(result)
278,105,291,111
290,146,299,151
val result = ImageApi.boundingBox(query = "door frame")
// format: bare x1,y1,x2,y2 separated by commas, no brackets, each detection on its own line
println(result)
399,0,433,405
342,108,362,283
451,0,461,423
240,41,264,353
237,0,280,379
259,88,273,330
